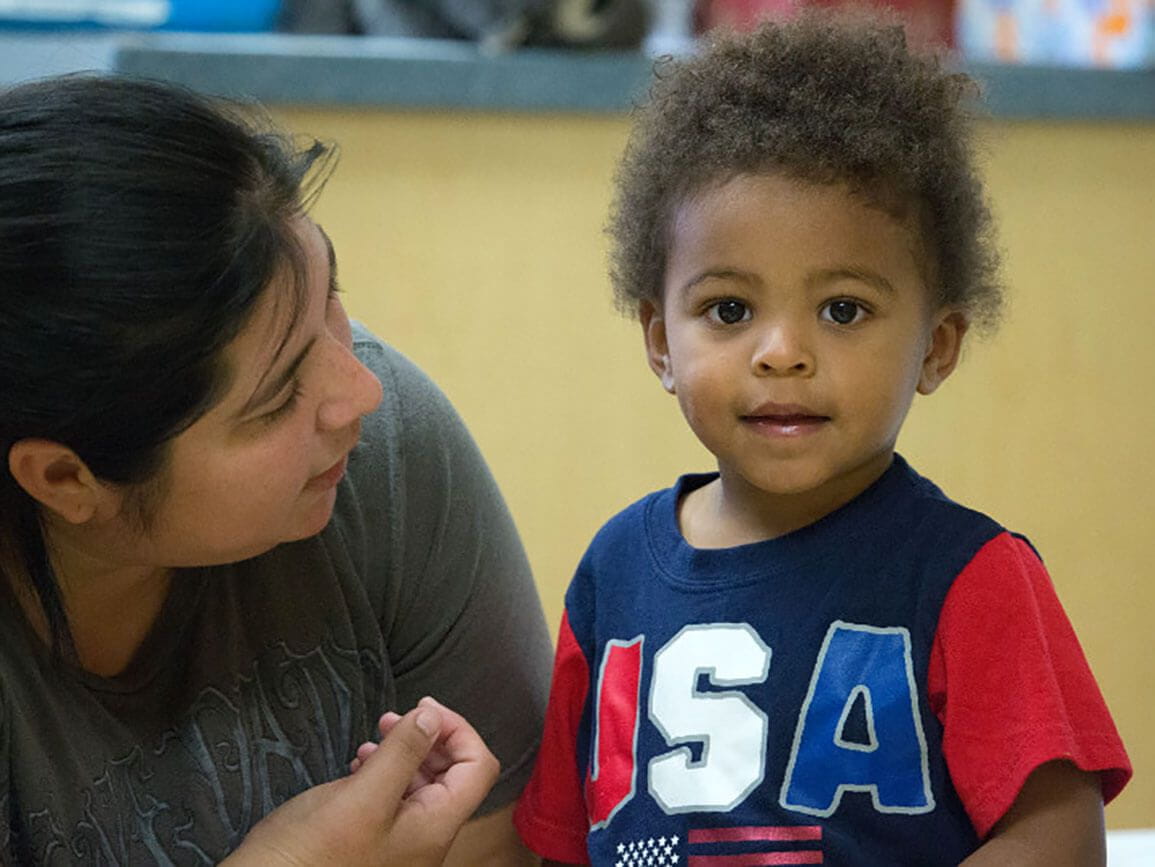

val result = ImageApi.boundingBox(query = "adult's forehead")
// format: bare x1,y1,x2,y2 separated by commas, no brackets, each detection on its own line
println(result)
214,218,321,418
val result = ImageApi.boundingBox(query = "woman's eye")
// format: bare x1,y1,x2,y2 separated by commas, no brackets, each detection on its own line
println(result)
707,299,751,325
261,383,303,425
822,299,866,325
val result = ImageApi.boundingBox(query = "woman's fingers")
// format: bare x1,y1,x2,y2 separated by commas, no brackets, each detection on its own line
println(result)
397,697,500,821
376,711,403,736
350,697,499,820
346,703,444,810
229,699,499,866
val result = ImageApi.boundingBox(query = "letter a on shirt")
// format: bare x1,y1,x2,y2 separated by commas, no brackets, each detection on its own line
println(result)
780,621,934,817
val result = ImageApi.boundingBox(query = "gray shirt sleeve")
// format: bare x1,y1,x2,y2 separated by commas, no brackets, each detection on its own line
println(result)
349,326,553,814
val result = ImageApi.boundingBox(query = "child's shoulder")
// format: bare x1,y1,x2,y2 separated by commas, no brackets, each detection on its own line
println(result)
576,473,713,567
565,474,708,616
890,456,1008,534
591,472,712,538
882,458,1039,587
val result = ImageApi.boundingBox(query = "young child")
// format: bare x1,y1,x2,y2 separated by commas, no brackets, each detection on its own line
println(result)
513,15,1131,866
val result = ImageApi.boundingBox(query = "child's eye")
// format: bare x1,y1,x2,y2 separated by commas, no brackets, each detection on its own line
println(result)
706,299,751,325
821,299,868,326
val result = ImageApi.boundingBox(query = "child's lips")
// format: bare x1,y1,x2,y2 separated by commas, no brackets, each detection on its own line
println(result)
741,403,830,436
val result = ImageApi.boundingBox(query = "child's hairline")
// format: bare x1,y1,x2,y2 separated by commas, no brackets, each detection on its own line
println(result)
606,15,1004,335
617,163,960,324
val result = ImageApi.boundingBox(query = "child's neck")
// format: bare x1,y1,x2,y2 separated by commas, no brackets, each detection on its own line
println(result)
677,458,892,549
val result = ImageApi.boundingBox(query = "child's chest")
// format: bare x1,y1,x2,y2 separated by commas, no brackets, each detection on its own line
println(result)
576,559,972,865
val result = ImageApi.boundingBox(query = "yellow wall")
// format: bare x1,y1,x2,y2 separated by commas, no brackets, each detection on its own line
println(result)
278,106,1152,828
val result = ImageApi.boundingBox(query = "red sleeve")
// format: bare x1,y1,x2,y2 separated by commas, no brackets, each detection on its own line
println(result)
927,532,1132,839
514,611,591,863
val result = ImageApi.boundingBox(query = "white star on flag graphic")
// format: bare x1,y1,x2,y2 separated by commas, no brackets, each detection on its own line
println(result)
613,832,680,866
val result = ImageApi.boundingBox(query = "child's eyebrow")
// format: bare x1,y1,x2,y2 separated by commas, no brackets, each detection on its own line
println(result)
677,266,896,297
807,267,895,295
677,268,758,295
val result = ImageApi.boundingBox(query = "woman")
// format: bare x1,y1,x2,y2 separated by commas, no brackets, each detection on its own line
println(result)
0,74,551,864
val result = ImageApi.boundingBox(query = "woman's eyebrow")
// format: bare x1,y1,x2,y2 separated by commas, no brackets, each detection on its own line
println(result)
233,221,341,419
238,223,335,418
239,336,317,418
318,224,338,290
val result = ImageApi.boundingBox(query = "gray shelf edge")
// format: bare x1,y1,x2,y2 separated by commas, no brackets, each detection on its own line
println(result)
4,31,1153,119
113,33,655,113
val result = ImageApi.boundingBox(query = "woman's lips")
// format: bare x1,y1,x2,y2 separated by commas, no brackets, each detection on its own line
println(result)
306,454,348,490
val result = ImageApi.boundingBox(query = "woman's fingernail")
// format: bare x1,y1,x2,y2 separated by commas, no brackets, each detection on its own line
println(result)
415,707,441,737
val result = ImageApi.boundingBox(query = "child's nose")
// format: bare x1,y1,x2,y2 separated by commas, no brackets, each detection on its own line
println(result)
316,342,384,431
750,322,814,376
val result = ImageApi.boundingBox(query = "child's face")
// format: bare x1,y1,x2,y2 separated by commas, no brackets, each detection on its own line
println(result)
642,172,965,519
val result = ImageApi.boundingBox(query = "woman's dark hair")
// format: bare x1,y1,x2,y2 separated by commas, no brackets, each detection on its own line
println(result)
609,13,1002,330
0,74,331,659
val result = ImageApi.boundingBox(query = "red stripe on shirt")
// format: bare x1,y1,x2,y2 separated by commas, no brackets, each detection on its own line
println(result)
688,853,823,866
689,826,823,843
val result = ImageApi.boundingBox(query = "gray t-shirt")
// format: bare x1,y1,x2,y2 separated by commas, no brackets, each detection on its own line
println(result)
0,326,553,865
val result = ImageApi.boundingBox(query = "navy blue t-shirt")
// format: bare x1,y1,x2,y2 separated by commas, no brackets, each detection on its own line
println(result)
537,456,1004,865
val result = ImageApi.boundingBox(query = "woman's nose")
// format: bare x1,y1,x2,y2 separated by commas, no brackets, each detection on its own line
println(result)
316,342,383,431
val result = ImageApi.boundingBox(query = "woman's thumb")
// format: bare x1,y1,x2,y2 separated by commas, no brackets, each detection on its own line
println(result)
351,704,442,805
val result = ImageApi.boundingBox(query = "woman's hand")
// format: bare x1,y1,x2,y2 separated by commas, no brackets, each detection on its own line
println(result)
224,697,499,867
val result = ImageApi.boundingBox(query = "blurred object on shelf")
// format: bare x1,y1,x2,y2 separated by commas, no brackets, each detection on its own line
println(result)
697,0,956,48
644,0,697,53
348,0,647,50
0,0,281,31
352,0,545,47
541,0,649,48
955,0,1049,62
278,0,357,34
956,0,1152,66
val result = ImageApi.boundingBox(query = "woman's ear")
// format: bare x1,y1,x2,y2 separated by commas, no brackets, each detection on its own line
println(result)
918,310,969,395
7,440,110,525
640,299,676,394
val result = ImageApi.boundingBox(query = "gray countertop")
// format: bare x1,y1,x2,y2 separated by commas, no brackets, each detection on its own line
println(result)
2,30,1154,118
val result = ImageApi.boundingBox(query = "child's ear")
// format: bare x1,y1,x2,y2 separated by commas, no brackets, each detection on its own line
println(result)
7,439,116,525
640,299,676,394
918,310,968,395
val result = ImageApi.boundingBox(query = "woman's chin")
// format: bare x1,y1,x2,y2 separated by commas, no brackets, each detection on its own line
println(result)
287,495,339,543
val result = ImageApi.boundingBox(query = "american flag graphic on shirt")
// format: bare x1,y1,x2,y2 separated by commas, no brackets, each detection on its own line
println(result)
613,826,823,866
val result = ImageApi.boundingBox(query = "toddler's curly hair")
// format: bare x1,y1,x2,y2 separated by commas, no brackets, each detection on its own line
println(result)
608,13,1002,332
